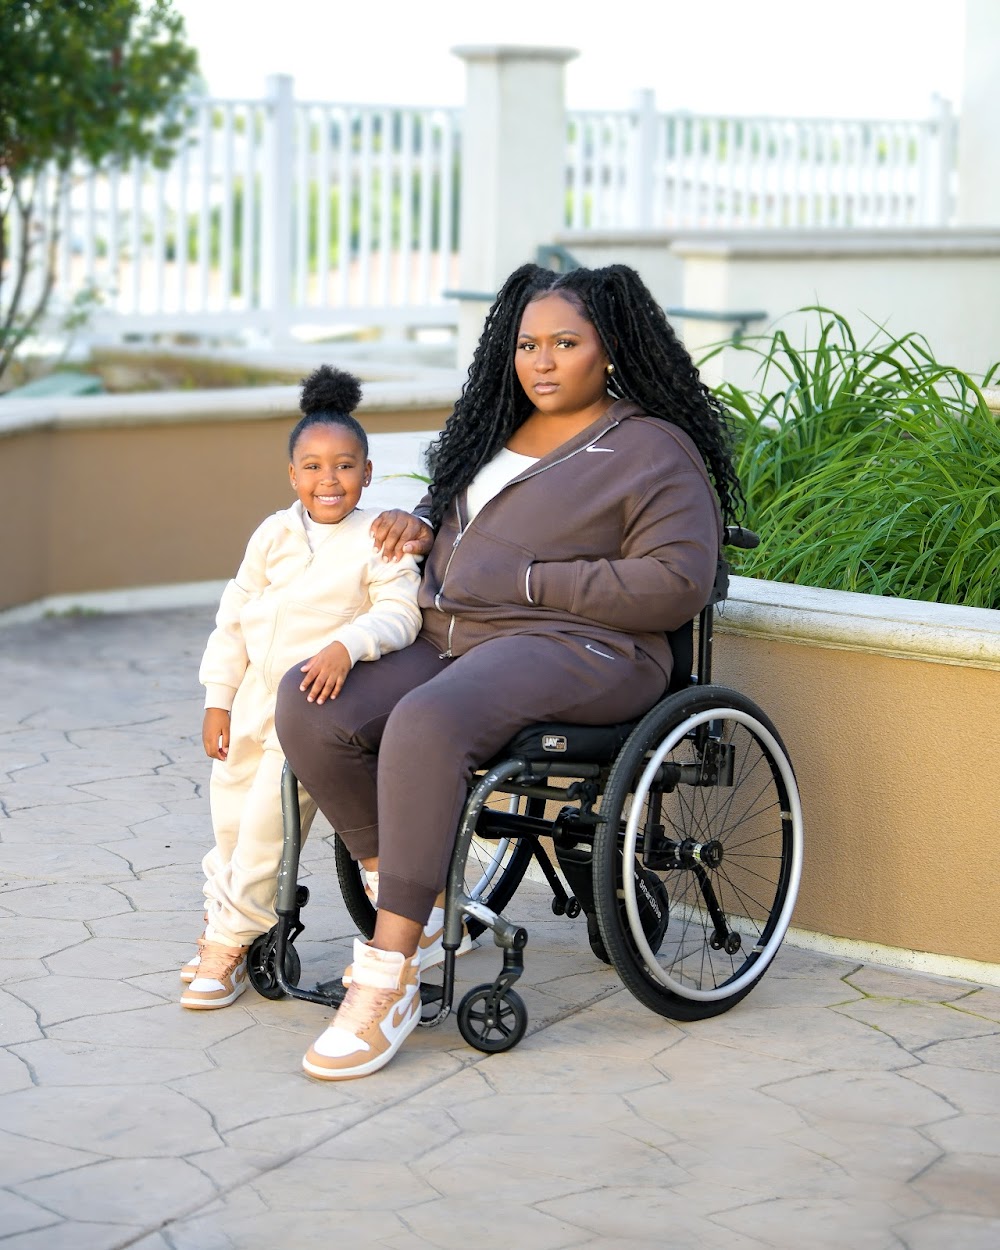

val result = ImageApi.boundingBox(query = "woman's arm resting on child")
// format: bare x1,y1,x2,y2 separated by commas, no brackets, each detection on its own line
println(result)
370,509,434,562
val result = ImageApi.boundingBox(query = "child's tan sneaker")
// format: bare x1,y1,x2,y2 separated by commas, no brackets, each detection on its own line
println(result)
303,940,420,1080
180,929,208,983
180,941,250,1009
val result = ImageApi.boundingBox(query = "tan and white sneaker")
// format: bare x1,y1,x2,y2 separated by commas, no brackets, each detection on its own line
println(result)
180,942,249,1010
180,930,208,983
303,939,420,1081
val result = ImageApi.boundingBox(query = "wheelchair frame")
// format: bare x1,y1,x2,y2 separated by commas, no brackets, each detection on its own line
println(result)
247,526,804,1054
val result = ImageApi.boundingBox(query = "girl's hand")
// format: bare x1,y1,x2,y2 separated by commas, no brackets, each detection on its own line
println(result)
370,510,433,562
299,641,352,704
202,708,231,760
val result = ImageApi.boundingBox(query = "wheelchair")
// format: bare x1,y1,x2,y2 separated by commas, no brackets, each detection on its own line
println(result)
247,525,804,1054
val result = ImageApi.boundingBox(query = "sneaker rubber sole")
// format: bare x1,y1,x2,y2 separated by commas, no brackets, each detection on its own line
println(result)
180,970,248,1010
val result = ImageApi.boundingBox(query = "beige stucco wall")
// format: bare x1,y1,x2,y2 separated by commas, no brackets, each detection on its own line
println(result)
0,389,453,612
714,627,1000,967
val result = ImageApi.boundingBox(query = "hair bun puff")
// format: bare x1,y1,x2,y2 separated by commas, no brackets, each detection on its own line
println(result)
299,365,363,416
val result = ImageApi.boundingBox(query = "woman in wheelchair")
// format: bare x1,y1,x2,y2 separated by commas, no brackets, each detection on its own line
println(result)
275,262,748,1080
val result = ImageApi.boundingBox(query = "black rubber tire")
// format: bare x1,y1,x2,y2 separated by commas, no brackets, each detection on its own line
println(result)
586,914,612,964
334,818,533,942
457,984,528,1053
335,834,377,939
247,931,302,1001
593,686,803,1022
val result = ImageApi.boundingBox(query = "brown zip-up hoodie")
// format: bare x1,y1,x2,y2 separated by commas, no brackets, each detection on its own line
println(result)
415,399,723,683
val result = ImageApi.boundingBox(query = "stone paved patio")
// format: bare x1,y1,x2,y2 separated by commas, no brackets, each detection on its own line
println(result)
1,607,999,1249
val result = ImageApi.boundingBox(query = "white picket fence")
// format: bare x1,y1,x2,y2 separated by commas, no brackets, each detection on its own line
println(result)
2,78,958,342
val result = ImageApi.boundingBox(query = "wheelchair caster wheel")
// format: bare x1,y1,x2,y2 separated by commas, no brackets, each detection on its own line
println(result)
457,984,528,1054
247,932,301,1001
565,897,582,919
551,898,566,916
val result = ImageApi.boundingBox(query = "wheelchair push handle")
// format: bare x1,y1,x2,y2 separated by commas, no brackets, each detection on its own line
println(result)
724,525,760,550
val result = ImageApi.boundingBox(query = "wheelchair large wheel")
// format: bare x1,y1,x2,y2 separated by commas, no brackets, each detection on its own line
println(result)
334,795,533,941
594,686,803,1022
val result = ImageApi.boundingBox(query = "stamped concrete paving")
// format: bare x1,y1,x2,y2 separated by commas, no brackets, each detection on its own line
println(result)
1,607,999,1250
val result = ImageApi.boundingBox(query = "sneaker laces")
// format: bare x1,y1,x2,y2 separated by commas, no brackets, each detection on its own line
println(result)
334,980,400,1035
197,943,246,981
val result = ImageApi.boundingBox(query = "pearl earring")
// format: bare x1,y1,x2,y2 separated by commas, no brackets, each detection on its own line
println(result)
605,363,615,376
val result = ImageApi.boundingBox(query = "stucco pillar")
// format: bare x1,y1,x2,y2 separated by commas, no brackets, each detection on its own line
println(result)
956,0,1000,225
451,45,578,366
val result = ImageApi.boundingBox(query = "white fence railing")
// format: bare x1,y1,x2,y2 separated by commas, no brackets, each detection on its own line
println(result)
4,76,462,340
566,91,957,231
2,77,958,344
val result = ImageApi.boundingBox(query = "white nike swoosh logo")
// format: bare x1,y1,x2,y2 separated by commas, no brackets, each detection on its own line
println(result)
585,446,615,453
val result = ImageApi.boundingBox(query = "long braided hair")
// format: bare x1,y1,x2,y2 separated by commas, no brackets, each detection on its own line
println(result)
425,262,743,527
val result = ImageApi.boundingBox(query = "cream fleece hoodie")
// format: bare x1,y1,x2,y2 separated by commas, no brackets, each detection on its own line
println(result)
200,503,421,711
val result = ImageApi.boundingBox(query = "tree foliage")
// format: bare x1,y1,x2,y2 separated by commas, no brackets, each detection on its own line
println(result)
0,0,198,377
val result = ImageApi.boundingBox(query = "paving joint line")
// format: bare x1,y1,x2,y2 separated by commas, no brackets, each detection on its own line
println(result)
109,978,629,1249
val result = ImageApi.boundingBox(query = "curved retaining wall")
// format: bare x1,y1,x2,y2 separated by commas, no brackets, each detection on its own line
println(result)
0,380,457,613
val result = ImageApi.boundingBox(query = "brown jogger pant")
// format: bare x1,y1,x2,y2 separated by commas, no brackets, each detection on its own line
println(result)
274,631,666,925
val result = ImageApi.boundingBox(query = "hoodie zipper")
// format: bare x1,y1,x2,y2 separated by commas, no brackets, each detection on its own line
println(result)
434,510,466,657
433,419,621,657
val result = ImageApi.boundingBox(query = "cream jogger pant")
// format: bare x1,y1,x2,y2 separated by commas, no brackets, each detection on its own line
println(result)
204,665,316,947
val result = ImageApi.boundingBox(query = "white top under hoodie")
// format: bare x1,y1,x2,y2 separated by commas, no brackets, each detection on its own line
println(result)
200,502,422,711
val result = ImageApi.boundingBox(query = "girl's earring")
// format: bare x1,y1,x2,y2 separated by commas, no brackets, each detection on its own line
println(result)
605,363,615,377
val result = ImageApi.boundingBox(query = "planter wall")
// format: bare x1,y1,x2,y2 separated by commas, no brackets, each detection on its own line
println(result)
0,383,455,614
715,577,1000,978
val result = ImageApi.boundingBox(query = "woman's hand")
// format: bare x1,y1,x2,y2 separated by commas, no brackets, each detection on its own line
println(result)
299,641,352,704
202,708,231,760
370,510,433,562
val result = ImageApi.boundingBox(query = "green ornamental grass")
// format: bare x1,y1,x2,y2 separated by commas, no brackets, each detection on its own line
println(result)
709,309,1000,610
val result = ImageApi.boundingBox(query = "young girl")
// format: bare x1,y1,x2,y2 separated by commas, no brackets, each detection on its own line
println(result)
181,366,422,1010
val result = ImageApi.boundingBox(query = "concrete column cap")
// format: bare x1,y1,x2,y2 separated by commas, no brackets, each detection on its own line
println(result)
451,44,579,64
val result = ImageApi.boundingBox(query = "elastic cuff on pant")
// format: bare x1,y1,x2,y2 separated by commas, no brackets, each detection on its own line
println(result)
376,873,439,927
205,923,258,948
339,824,380,863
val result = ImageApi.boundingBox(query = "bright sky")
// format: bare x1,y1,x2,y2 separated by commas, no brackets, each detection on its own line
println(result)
174,0,967,119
